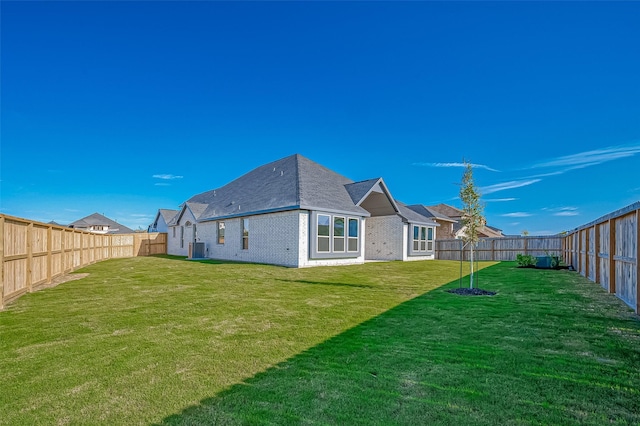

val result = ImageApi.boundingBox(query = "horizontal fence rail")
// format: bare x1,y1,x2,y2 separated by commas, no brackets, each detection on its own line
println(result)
564,202,639,314
435,236,564,262
0,214,167,309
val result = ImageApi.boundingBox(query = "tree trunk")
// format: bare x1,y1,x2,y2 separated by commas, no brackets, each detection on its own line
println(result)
470,245,474,289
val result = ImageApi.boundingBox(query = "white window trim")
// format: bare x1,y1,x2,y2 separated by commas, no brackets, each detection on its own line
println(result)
410,225,435,255
310,211,362,259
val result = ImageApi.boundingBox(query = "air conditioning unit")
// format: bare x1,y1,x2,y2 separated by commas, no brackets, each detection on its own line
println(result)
188,242,206,259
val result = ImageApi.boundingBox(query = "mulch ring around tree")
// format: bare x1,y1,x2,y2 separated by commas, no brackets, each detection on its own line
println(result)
447,288,497,296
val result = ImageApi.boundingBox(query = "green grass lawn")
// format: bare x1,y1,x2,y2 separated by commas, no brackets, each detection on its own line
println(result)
1,257,639,425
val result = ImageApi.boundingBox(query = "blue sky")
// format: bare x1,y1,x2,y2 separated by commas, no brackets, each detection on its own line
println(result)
2,1,639,235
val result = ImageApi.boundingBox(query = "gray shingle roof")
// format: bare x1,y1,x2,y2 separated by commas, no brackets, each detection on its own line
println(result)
344,179,382,205
406,204,456,222
396,202,439,226
159,209,178,223
189,154,370,222
427,203,464,219
68,213,134,234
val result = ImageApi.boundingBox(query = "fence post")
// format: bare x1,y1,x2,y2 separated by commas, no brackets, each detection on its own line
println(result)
636,209,639,313
594,224,600,285
585,227,590,280
27,222,33,293
491,238,495,260
609,218,616,294
47,225,53,285
0,216,4,309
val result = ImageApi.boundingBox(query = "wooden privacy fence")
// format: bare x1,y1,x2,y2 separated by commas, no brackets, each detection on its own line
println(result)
564,201,639,313
435,236,564,261
0,214,167,309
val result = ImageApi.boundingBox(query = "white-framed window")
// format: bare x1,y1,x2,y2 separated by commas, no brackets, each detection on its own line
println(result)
217,221,225,244
348,218,359,252
180,226,184,248
313,212,360,258
412,225,434,253
172,227,176,238
333,216,345,252
241,219,249,250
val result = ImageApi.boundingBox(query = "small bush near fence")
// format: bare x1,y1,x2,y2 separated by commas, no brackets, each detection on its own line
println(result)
516,254,537,268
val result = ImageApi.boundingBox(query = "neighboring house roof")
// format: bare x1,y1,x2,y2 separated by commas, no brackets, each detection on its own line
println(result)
485,225,503,234
406,204,456,223
68,213,134,234
182,154,372,222
395,201,439,226
426,203,464,219
425,203,504,238
151,209,179,228
159,209,179,223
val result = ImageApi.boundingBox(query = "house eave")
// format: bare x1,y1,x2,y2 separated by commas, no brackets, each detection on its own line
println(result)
198,204,371,222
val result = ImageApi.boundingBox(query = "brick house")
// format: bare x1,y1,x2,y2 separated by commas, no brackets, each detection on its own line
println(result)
167,154,438,267
409,203,504,239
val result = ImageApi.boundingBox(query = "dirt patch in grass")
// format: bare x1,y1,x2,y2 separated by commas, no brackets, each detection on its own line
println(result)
39,273,89,290
447,288,496,296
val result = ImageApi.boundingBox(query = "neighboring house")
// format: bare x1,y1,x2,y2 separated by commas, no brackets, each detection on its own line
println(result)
405,204,457,239
148,209,178,233
167,154,438,267
68,213,134,234
425,203,504,239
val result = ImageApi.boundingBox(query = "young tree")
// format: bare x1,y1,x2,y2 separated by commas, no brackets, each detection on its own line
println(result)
459,161,486,289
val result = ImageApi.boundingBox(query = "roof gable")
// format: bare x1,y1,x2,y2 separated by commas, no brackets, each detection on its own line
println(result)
159,209,178,223
343,178,399,217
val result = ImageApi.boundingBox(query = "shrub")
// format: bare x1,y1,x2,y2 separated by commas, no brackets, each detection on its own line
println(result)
516,254,537,268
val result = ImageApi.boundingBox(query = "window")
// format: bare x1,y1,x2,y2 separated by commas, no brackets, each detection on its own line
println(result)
312,212,361,258
217,221,225,244
180,226,184,248
172,227,176,238
333,217,345,252
317,214,330,252
412,225,434,254
242,219,249,250
348,218,359,252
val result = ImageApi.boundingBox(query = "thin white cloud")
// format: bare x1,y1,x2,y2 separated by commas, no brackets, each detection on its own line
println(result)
130,214,152,218
543,206,578,212
485,198,518,202
413,162,499,172
553,211,579,217
501,212,533,218
530,142,640,170
480,179,541,195
154,183,170,186
153,174,183,180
